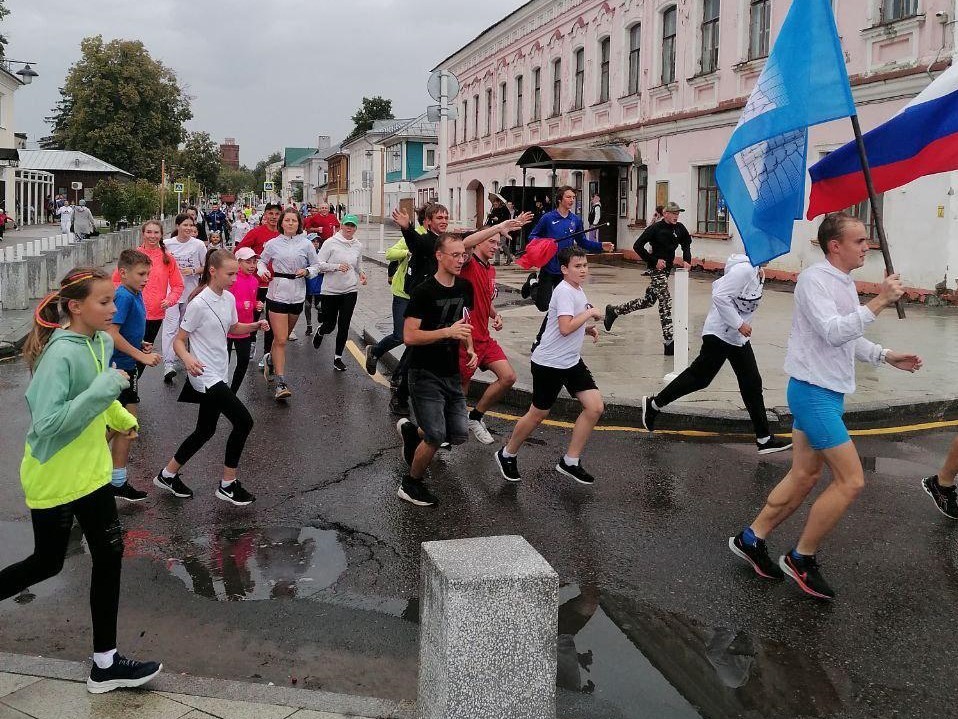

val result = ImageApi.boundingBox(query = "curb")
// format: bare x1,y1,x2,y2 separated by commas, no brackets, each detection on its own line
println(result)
0,651,414,719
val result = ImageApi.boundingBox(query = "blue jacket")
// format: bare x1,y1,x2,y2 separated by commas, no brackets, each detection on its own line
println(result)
528,210,602,276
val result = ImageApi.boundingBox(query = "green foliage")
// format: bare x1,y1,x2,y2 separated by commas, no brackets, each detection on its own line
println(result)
271,169,283,193
43,35,192,180
93,178,165,228
92,178,127,228
0,1,10,59
175,131,220,194
252,152,282,189
292,185,304,203
347,96,394,141
125,179,159,223
217,164,256,194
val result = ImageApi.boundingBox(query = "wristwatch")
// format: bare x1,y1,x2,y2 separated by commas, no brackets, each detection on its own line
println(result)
880,348,889,364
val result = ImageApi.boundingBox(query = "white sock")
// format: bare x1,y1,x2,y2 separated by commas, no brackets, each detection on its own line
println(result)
161,468,176,479
563,454,580,466
334,355,342,360
501,447,517,459
651,400,661,411
220,479,235,488
93,649,116,669
757,436,771,445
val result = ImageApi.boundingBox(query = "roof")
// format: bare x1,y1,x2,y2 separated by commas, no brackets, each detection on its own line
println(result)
284,147,315,167
516,144,633,169
380,114,438,144
341,118,417,149
432,0,536,71
413,169,439,184
17,150,133,176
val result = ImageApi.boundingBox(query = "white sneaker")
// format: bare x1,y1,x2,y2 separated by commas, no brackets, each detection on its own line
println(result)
288,330,298,341
468,418,495,444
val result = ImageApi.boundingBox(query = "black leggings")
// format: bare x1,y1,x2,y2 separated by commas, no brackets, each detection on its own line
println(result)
137,318,164,378
227,336,253,394
303,294,322,327
174,382,253,469
319,292,358,357
255,287,274,355
0,485,123,652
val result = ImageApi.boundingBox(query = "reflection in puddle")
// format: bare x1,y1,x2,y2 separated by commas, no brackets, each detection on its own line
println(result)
166,526,346,601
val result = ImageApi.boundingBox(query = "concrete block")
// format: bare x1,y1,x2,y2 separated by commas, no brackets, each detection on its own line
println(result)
25,254,50,299
41,251,61,291
0,260,28,309
53,244,77,285
418,535,558,719
74,240,94,268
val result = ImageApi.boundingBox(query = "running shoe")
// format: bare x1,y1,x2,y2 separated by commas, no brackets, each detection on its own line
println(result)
288,330,299,341
641,395,659,433
555,458,594,485
312,332,324,350
262,352,272,380
439,442,452,450
468,418,495,444
153,472,193,499
364,345,378,375
112,482,147,503
757,436,792,455
274,382,292,400
398,476,438,507
728,532,784,579
397,418,420,466
664,341,675,356
305,325,313,336
163,367,176,384
333,357,348,372
922,475,958,519
389,395,411,417
257,355,265,368
494,448,521,482
250,345,257,360
216,480,256,506
520,271,538,299
779,551,835,600
603,304,617,332
87,654,162,694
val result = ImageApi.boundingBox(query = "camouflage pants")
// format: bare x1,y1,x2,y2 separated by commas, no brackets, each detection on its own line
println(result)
611,269,673,342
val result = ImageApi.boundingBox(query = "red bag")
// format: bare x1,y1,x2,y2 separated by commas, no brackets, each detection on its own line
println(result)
517,238,557,269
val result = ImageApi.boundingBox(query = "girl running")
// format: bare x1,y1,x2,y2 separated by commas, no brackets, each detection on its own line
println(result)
154,250,268,506
313,214,366,371
257,208,320,399
303,233,324,337
227,247,263,392
0,267,162,693
161,214,207,384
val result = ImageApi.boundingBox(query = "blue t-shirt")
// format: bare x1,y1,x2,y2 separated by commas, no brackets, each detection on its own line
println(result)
306,273,324,296
527,209,602,276
110,284,146,371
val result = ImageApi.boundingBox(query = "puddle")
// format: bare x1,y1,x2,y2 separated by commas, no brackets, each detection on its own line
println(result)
165,526,347,601
0,520,84,608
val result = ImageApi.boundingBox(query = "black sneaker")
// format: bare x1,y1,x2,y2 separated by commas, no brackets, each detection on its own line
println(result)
112,481,147,503
312,332,324,350
87,653,162,694
153,471,193,499
603,305,617,332
728,532,784,579
163,368,176,384
364,345,378,375
216,480,255,506
641,395,659,433
664,341,675,356
757,435,792,455
389,395,411,417
922,475,958,519
555,458,594,485
333,357,348,372
780,551,835,600
494,448,521,482
305,325,313,336
520,271,538,299
397,418,420,466
397,476,438,507
274,382,292,400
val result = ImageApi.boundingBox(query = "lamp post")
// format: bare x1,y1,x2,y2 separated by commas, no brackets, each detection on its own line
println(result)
4,60,39,85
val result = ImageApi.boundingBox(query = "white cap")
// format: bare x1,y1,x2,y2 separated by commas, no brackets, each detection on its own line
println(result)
234,247,257,260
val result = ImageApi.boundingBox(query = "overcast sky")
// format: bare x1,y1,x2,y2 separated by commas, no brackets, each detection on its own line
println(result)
6,0,523,167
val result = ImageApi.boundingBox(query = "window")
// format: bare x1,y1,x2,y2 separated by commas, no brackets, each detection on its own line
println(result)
847,195,885,243
425,148,436,168
881,0,919,22
462,100,468,143
530,177,536,186
635,164,648,223
388,147,401,173
697,165,728,234
493,180,500,193
532,67,541,121
485,88,493,135
499,82,507,131
598,37,611,103
473,94,479,139
451,115,457,145
515,75,524,126
627,25,641,95
748,0,771,60
662,6,677,84
573,48,585,110
552,59,562,116
700,0,720,74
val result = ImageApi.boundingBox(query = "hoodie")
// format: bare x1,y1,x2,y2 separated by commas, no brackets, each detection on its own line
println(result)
701,254,764,347
20,329,137,509
316,232,364,295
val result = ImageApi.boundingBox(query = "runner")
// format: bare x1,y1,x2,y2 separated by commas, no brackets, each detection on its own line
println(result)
304,202,340,241
154,250,269,505
230,211,252,249
495,247,605,485
226,247,263,393
728,213,921,600
640,253,791,454
313,214,366,370
236,203,281,368
161,214,207,383
257,208,320,399
922,438,958,519
396,233,476,507
302,234,324,337
3,267,162,693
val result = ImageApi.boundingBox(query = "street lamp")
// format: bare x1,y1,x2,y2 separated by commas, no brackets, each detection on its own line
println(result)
5,60,39,85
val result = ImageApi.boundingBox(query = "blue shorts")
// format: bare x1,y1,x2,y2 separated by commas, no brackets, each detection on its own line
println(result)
787,378,849,450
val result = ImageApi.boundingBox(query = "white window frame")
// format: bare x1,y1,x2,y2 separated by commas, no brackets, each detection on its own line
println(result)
627,23,642,96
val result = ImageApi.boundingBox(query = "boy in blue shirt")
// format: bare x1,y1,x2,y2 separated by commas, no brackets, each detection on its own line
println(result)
108,249,161,502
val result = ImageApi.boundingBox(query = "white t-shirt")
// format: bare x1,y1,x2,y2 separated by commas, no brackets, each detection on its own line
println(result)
164,237,208,300
180,287,238,392
530,280,589,369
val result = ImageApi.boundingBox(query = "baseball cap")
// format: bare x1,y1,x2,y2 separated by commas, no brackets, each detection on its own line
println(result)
664,201,685,213
342,214,359,226
234,247,258,260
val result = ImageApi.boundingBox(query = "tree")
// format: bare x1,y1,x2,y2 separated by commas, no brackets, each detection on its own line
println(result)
43,35,192,180
92,178,127,228
347,96,394,141
175,131,220,194
216,164,256,194
93,177,164,228
252,152,281,189
0,2,11,59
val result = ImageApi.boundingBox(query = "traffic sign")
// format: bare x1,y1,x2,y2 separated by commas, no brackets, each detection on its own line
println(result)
427,70,460,103
263,181,274,191
173,182,185,193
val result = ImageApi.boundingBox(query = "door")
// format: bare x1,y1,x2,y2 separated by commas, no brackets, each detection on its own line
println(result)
474,182,485,229
597,168,618,248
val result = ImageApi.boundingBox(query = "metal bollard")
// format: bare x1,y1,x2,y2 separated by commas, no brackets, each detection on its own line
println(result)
663,267,690,383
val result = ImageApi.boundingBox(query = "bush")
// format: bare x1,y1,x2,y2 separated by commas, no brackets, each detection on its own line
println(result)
93,178,168,228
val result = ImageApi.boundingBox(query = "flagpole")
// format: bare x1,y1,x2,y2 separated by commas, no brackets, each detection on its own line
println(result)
849,114,906,319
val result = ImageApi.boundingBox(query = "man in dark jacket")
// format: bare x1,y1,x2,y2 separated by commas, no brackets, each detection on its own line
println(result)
602,201,692,355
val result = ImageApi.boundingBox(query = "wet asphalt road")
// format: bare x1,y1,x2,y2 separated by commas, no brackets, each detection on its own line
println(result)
1,336,957,719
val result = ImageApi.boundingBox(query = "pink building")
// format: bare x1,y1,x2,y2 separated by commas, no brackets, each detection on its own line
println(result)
434,0,958,293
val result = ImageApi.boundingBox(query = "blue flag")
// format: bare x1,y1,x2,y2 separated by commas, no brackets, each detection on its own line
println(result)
715,0,855,265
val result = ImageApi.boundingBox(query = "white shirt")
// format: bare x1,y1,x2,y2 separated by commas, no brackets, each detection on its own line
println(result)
258,233,320,304
180,287,238,392
316,233,364,295
164,237,208,300
702,254,764,347
232,220,251,245
57,205,73,227
531,280,589,369
783,261,884,395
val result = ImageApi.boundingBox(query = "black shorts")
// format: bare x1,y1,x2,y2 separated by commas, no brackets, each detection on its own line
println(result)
530,359,597,410
117,370,140,406
266,298,304,315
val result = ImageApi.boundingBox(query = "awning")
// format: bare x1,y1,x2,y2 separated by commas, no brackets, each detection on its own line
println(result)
516,144,632,169
0,148,20,166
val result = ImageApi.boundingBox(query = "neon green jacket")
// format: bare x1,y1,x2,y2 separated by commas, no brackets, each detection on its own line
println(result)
20,329,137,509
386,238,411,300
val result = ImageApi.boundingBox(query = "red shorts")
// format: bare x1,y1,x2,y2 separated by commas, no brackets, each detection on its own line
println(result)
459,336,508,382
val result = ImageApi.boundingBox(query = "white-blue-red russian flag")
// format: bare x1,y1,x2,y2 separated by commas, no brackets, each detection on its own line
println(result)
807,64,958,219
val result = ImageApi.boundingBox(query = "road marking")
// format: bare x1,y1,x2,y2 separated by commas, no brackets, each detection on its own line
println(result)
345,340,391,387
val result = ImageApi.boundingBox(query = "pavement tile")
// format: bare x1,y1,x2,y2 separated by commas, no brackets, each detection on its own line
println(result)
157,692,296,719
0,703,34,719
288,711,375,719
0,675,39,700
2,678,191,719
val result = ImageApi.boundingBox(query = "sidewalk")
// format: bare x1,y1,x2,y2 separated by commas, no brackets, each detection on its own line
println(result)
0,652,411,719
